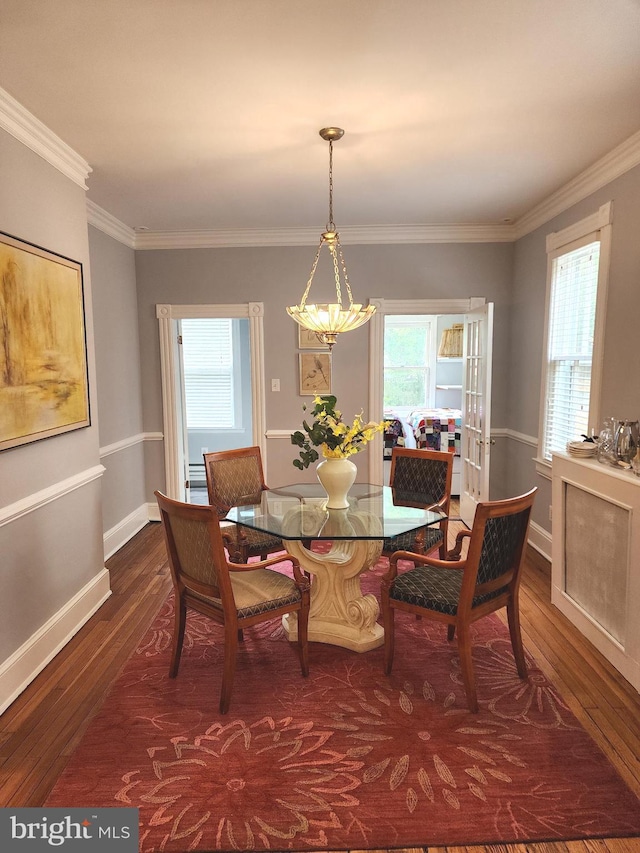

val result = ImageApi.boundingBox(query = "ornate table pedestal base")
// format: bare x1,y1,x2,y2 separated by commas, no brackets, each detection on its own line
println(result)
282,534,384,653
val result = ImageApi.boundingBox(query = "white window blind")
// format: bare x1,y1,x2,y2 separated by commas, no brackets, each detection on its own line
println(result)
542,239,600,460
181,318,235,429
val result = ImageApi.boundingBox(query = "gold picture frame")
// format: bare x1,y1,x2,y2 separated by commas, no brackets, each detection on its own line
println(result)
0,231,90,451
298,326,330,350
299,352,331,396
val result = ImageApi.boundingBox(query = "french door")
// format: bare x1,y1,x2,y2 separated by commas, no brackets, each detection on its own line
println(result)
459,302,493,527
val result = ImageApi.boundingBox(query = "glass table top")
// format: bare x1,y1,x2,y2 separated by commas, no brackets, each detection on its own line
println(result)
226,483,446,541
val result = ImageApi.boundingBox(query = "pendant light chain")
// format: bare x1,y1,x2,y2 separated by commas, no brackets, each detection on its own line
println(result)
285,126,376,348
329,243,344,307
298,239,323,310
327,139,335,231
327,137,346,307
337,243,355,305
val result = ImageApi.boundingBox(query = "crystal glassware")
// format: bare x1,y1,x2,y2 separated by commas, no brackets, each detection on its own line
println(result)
596,418,615,464
613,419,639,465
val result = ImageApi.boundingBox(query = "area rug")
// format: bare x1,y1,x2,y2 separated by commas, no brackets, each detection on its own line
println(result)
46,556,640,852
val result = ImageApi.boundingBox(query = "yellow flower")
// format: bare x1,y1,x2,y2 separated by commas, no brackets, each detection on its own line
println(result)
292,395,387,470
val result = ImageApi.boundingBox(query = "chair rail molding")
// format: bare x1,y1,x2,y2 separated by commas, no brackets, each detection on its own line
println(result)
156,303,266,499
0,465,105,528
99,431,163,459
491,428,537,447
265,430,296,439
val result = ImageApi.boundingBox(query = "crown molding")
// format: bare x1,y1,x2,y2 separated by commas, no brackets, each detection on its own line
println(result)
338,224,515,244
513,129,640,240
0,85,91,189
81,131,640,249
86,199,136,248
133,222,515,249
135,226,320,249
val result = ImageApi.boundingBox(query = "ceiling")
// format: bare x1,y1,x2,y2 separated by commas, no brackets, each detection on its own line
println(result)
1,0,640,236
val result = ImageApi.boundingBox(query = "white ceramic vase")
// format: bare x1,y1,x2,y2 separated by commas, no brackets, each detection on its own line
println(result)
316,457,357,509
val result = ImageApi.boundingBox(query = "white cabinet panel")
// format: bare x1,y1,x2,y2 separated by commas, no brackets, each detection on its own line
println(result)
552,453,640,692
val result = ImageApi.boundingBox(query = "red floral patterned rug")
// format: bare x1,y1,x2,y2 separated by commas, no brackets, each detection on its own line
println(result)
46,557,640,851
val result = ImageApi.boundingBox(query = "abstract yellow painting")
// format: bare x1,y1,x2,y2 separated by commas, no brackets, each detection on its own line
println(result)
0,232,90,451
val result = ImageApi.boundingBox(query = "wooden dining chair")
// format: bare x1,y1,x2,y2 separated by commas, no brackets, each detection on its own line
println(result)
155,490,310,714
383,447,453,561
381,487,537,712
203,446,284,563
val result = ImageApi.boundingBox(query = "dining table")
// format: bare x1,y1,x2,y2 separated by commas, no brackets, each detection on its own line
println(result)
226,483,447,653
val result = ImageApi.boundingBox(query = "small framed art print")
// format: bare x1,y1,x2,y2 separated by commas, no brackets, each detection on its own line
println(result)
299,352,331,395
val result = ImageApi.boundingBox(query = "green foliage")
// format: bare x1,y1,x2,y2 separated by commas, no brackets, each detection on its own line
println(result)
291,395,343,469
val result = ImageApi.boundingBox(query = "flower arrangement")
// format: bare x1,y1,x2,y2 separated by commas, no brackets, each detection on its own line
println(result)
291,395,386,470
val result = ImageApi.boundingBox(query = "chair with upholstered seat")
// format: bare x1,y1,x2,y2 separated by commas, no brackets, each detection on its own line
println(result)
155,490,310,714
383,447,453,561
381,487,537,712
204,446,284,564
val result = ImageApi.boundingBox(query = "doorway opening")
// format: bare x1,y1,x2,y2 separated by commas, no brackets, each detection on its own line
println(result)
180,317,253,504
369,297,493,527
156,302,266,503
383,313,464,495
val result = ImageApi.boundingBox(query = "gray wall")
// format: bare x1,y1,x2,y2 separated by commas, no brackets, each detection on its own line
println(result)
89,226,147,534
0,129,105,663
508,162,640,533
135,242,514,492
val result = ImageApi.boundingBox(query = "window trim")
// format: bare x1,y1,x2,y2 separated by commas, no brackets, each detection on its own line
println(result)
535,202,612,478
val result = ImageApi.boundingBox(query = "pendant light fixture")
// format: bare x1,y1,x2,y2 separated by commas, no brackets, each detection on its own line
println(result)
286,127,375,349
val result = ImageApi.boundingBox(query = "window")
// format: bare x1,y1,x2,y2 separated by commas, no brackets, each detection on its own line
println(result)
538,203,612,469
384,316,435,411
180,318,239,429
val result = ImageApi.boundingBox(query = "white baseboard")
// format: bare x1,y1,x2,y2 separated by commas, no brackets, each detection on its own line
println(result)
528,520,552,562
0,569,112,716
103,504,150,560
147,501,160,522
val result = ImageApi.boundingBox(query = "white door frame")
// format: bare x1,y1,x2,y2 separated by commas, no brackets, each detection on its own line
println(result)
156,302,266,499
368,297,486,487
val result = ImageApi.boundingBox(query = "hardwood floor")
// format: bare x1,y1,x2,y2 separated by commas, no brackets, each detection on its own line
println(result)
0,512,638,853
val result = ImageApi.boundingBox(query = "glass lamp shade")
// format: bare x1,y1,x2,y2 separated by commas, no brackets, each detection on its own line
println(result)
287,302,376,347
